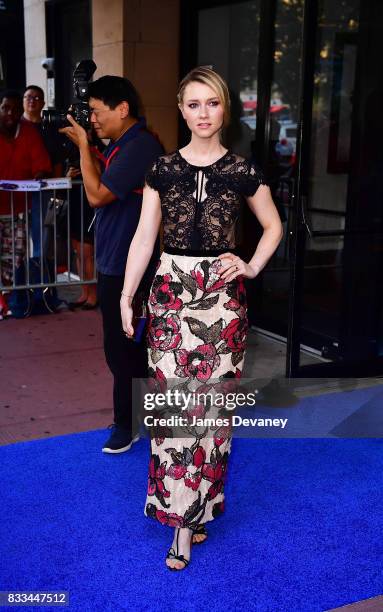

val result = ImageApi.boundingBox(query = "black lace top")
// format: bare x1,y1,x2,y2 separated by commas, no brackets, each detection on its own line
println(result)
145,150,268,251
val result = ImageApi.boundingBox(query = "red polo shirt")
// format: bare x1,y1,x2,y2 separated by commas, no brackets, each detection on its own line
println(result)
0,121,52,214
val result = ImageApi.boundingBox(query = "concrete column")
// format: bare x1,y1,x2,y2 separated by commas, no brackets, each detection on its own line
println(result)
23,0,47,94
92,0,180,151
92,0,125,77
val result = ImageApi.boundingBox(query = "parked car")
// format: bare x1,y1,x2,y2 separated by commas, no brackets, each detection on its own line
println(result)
275,139,294,157
240,115,256,131
279,122,297,151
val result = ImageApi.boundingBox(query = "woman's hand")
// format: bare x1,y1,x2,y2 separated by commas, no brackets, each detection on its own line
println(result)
120,297,134,338
218,253,260,282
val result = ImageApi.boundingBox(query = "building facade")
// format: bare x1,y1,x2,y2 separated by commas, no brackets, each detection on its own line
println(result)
24,0,179,152
21,0,383,377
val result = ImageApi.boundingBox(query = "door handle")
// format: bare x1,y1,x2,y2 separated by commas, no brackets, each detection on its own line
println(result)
300,195,312,237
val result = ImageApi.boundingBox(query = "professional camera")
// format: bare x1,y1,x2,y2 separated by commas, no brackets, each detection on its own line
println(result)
42,59,97,130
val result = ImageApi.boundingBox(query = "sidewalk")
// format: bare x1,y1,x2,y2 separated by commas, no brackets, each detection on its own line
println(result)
0,302,330,446
0,308,111,445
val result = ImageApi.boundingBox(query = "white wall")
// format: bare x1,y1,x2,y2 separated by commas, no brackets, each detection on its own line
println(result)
23,0,47,98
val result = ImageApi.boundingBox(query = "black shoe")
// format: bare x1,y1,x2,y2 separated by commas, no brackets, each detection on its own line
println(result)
68,299,87,311
82,301,98,310
102,424,140,454
192,524,208,545
166,529,191,571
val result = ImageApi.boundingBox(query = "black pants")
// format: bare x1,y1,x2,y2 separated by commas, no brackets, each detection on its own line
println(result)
98,272,148,434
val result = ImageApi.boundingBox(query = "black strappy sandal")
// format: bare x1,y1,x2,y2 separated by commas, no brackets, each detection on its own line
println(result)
166,529,191,571
192,524,208,545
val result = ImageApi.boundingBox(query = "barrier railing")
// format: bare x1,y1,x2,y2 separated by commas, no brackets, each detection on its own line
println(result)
0,178,97,292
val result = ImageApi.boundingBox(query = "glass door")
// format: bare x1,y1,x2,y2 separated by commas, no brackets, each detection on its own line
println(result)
182,0,383,377
196,0,261,159
287,0,383,375
46,0,92,109
249,0,303,339
195,0,294,339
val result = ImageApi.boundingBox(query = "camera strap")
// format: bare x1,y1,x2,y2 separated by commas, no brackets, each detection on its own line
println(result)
105,146,119,170
92,144,143,195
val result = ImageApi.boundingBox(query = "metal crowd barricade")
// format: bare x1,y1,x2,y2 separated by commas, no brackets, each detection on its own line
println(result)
0,178,97,294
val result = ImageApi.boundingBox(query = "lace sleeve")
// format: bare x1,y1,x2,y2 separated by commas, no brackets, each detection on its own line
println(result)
242,160,269,197
145,159,159,191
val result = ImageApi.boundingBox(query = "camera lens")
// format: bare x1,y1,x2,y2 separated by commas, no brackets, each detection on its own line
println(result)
41,110,69,129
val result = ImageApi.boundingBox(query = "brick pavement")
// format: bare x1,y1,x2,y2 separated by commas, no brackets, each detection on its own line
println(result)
0,308,111,445
0,301,317,446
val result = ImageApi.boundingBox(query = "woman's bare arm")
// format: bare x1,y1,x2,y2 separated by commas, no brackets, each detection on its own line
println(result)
219,184,283,281
120,184,162,335
246,184,283,273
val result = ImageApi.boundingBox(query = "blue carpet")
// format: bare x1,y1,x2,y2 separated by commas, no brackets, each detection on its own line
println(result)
2,402,383,611
237,383,383,438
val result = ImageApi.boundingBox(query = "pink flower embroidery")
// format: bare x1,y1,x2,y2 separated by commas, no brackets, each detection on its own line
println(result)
184,471,202,491
148,314,182,352
221,318,247,353
155,509,184,527
191,260,226,293
148,455,170,503
175,343,220,381
150,273,183,315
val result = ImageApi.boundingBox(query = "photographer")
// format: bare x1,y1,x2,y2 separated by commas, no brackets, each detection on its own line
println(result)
60,75,162,453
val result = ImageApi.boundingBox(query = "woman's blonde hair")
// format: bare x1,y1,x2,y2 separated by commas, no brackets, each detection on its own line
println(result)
177,66,231,127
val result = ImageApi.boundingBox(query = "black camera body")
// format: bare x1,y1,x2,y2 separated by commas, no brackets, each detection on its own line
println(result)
42,59,97,130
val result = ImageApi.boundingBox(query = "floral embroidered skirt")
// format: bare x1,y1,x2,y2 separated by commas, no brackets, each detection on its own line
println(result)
144,251,248,528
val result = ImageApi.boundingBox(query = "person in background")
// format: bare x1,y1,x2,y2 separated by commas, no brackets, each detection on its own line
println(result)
22,85,63,172
0,89,52,199
60,76,163,453
66,162,98,310
0,89,52,318
65,128,105,310
22,85,64,259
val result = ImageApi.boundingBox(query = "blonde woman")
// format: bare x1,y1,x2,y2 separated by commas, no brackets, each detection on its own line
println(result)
121,67,283,570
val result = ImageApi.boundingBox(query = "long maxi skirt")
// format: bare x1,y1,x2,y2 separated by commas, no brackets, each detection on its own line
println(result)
144,250,248,528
